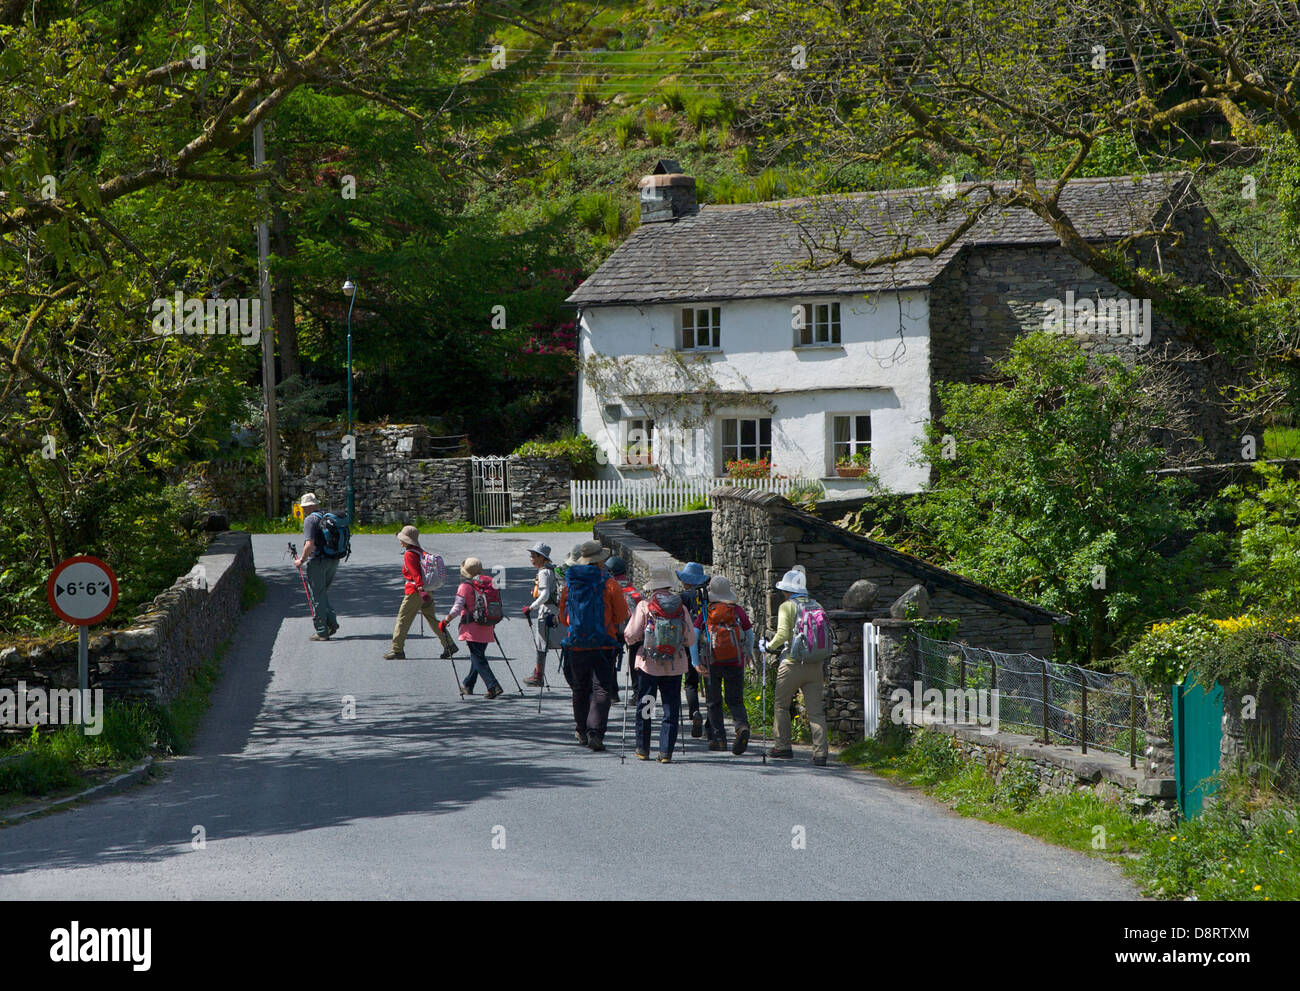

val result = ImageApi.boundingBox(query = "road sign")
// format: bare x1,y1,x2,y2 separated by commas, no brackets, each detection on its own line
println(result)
47,556,119,626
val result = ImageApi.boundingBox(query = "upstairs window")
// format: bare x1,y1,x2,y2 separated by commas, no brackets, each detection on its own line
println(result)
681,306,721,350
795,301,842,346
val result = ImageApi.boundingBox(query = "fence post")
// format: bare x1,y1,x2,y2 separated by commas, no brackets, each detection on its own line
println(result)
958,650,965,694
1129,680,1137,770
1080,669,1088,755
1040,660,1049,744
990,654,997,692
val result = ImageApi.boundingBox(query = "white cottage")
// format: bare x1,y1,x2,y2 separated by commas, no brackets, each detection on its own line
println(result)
566,163,1243,495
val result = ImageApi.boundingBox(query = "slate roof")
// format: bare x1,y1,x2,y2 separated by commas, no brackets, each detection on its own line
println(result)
567,172,1193,307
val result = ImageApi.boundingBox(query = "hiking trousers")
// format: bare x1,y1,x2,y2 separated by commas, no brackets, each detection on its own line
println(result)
773,657,827,759
392,592,455,653
705,663,748,743
305,555,339,637
462,640,501,693
635,670,682,757
568,648,616,741
684,663,702,718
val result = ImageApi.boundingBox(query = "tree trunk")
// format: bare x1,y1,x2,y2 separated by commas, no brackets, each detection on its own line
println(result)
271,151,299,380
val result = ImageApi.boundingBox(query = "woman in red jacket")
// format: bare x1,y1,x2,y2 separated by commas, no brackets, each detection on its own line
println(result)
386,526,458,660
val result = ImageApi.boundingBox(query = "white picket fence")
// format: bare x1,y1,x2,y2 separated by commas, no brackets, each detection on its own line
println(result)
569,476,821,517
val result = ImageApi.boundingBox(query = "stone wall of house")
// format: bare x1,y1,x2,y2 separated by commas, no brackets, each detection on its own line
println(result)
0,532,255,714
710,487,1056,655
278,424,570,525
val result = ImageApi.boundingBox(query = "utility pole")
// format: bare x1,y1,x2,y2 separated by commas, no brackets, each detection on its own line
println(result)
254,111,280,517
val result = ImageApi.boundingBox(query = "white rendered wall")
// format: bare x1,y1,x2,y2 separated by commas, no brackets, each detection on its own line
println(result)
576,293,933,494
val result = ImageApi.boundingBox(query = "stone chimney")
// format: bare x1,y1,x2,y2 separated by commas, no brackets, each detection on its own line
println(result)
638,159,698,224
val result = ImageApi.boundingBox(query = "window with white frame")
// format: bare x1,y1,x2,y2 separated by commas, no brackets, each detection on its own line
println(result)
832,414,871,469
795,301,841,346
720,416,772,470
681,306,721,350
624,418,654,464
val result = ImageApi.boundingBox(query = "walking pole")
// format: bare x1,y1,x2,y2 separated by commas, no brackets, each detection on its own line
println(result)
759,637,769,765
287,542,316,620
493,631,526,696
449,654,466,700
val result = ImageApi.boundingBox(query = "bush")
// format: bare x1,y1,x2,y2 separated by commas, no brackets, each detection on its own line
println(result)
659,83,687,111
1121,614,1222,688
645,119,674,146
512,431,601,480
613,114,639,148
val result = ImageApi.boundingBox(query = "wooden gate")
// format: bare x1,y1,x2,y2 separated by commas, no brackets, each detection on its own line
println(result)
1173,670,1224,819
471,456,512,528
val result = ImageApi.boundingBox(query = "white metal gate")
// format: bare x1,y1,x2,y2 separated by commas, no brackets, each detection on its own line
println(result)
863,621,879,739
471,456,512,527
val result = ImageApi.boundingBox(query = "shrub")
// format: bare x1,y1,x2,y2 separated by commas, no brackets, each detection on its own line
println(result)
512,432,601,480
645,119,674,146
574,75,600,108
576,191,617,234
613,114,639,148
1120,614,1222,688
659,83,687,111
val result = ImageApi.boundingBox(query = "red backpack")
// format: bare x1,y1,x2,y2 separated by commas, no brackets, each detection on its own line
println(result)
619,581,643,622
469,575,503,625
706,601,744,664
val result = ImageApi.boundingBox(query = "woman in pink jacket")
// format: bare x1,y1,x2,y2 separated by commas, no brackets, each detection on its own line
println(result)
623,567,697,762
440,557,504,699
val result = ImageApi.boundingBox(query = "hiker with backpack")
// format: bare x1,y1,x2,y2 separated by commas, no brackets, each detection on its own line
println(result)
293,492,349,642
763,568,832,766
384,526,458,661
676,562,710,739
702,575,754,755
607,556,642,700
623,567,697,762
557,539,630,751
440,558,505,699
522,542,559,687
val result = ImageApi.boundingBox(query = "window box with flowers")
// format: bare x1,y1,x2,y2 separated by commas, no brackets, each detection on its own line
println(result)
726,457,772,479
835,451,870,477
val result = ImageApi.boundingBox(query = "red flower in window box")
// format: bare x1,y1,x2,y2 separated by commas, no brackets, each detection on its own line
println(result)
725,457,772,479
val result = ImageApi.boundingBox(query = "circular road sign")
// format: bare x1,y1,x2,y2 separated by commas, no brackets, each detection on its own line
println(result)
47,556,119,626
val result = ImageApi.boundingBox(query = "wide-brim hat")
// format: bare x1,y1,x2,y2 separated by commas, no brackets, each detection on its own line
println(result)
565,539,610,566
707,575,737,603
299,492,320,510
676,561,709,586
527,541,552,562
398,525,421,547
460,557,484,579
775,567,807,594
645,567,675,592
606,555,627,576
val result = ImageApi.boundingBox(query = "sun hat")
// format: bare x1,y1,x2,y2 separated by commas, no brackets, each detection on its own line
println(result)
460,557,484,580
676,561,709,586
644,567,675,592
707,575,738,603
299,492,320,510
606,556,627,576
564,539,610,566
398,525,421,547
527,541,552,562
775,568,808,594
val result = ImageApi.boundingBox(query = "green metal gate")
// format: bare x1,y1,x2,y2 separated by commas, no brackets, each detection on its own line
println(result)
1172,670,1223,819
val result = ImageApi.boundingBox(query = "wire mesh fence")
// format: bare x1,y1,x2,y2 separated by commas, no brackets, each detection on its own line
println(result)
914,634,1149,764
1273,635,1300,791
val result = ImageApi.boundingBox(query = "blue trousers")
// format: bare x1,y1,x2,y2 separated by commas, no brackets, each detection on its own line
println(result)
462,640,500,692
635,670,682,757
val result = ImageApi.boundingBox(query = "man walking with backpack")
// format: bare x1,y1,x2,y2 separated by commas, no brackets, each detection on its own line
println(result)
385,525,458,660
676,562,710,738
702,575,754,755
557,540,629,751
522,542,559,687
293,492,347,642
763,568,831,766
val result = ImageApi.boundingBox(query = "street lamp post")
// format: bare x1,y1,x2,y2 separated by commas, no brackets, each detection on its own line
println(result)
343,278,357,524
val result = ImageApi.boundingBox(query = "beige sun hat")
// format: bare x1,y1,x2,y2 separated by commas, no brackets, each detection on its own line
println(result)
707,575,738,603
398,525,421,547
299,492,320,510
644,567,676,592
460,557,484,580
564,539,610,566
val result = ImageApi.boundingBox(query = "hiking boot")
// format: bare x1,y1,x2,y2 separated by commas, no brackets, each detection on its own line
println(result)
309,633,330,642
485,685,504,700
523,670,544,687
635,749,650,760
575,730,589,746
460,683,474,697
440,643,459,660
587,736,605,752
657,753,672,763
813,754,828,766
690,712,703,738
733,725,751,755
383,649,406,660
708,740,725,752
769,746,794,759
327,621,340,636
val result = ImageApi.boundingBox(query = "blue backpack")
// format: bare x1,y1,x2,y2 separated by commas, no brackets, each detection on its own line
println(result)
311,511,351,560
561,564,617,650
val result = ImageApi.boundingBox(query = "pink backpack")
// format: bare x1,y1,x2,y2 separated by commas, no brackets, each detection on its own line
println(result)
789,597,832,662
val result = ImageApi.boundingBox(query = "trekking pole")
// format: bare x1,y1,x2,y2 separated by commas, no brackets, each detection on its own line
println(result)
449,654,465,701
759,637,769,765
287,542,316,620
493,631,526,696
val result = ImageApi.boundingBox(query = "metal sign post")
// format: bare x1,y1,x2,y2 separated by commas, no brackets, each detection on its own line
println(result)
47,556,119,729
